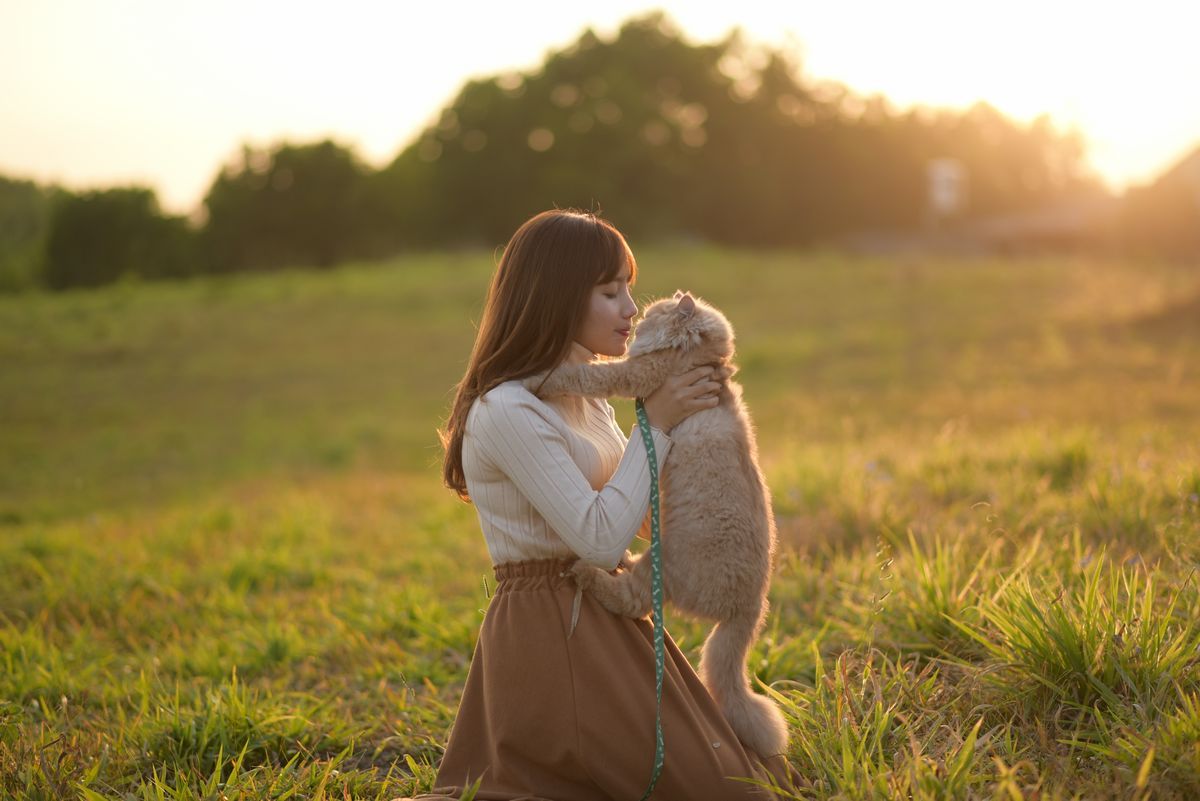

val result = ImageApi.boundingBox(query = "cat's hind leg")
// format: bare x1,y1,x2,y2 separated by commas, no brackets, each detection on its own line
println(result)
571,554,653,619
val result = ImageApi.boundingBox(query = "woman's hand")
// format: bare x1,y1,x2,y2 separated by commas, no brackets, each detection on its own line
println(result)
641,366,723,433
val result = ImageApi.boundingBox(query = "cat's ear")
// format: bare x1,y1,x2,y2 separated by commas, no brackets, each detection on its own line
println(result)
676,293,695,318
673,289,683,299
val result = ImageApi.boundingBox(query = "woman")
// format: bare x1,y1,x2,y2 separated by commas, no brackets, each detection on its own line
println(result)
414,209,793,799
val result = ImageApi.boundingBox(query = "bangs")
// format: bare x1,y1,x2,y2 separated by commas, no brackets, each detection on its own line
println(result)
594,227,638,285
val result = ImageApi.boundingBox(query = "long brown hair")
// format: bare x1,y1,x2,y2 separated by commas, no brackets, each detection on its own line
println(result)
440,209,637,501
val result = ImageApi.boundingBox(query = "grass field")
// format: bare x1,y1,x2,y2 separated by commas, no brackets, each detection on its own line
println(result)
2,247,1199,799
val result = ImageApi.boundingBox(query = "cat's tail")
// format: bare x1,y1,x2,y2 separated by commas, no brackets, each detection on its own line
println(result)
699,601,789,758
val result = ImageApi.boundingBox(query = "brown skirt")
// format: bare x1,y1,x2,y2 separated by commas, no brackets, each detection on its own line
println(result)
409,558,796,801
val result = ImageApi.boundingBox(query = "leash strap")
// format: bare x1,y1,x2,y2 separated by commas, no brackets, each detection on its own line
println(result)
634,398,665,800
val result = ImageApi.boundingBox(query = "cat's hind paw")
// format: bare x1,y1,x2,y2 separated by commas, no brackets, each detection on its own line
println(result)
570,560,604,592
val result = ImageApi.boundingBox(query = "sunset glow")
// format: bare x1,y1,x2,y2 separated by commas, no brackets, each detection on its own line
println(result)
2,0,1196,213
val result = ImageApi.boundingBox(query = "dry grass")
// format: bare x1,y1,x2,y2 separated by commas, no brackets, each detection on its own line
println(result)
1,248,1198,798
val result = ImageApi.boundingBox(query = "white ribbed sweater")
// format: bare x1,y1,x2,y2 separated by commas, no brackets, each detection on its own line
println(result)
463,341,673,569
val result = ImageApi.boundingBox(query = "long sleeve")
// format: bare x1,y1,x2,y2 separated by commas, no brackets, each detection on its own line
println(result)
469,385,672,569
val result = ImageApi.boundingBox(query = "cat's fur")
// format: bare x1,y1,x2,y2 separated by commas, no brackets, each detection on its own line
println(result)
523,291,787,757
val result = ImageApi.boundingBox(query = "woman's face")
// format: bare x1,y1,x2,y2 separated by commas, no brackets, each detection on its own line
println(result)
575,260,637,357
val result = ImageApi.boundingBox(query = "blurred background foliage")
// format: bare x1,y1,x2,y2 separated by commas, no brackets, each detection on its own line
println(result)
1,12,1196,292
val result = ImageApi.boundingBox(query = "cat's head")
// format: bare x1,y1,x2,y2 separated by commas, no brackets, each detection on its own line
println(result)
627,290,734,359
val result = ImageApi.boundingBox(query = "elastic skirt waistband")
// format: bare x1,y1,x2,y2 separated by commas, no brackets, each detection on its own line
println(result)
493,557,578,583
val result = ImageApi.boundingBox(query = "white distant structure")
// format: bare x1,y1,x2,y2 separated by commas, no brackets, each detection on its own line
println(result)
926,157,967,226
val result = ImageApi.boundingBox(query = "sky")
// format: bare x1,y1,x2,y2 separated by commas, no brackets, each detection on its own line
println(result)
3,0,1198,215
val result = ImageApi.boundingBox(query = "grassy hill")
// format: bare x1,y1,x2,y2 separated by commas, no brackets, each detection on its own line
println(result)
1,247,1198,799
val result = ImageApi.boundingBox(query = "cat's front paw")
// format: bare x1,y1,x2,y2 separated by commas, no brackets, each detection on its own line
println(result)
521,370,552,396
712,362,738,383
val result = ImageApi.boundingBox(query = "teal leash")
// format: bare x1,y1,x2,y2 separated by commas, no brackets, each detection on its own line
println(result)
634,398,665,800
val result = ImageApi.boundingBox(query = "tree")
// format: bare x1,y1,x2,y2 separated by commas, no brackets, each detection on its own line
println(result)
0,176,54,292
201,139,373,272
380,13,737,245
380,11,1104,248
42,187,198,290
1120,146,1200,259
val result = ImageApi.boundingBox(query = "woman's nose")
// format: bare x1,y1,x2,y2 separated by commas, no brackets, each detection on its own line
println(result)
622,303,637,321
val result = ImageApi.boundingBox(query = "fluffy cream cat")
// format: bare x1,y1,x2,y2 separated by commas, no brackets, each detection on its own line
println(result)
524,291,787,758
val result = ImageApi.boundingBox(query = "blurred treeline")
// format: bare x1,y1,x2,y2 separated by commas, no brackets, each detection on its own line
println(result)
2,13,1197,292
